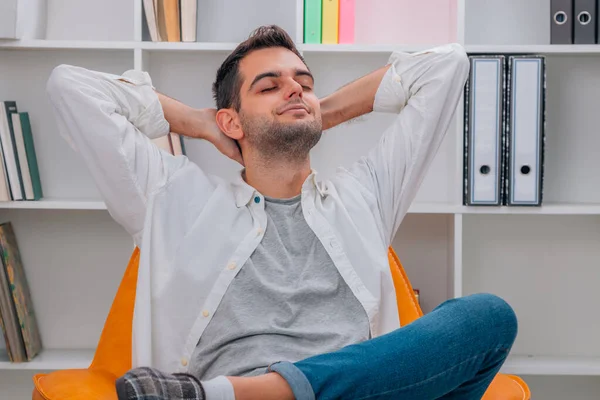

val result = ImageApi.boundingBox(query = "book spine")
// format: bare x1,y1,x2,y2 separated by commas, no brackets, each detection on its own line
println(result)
0,102,23,200
322,0,339,44
304,0,322,44
180,0,197,42
338,0,355,44
0,248,26,362
19,113,43,200
0,222,42,361
11,113,33,200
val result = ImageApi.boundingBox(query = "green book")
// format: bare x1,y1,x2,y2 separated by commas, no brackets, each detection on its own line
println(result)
0,221,42,361
17,113,43,200
304,0,322,44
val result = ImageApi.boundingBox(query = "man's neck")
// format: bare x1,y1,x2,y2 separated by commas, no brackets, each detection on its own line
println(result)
243,157,312,199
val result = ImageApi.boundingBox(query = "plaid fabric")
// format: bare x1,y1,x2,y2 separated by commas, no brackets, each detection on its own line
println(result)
116,366,206,400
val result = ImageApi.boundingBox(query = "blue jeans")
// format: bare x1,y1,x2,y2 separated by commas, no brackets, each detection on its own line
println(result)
267,293,518,400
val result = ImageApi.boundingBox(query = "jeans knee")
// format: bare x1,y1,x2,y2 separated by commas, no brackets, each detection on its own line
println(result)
464,293,518,348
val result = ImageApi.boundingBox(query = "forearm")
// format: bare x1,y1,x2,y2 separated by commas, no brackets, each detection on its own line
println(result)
319,64,391,130
156,92,197,137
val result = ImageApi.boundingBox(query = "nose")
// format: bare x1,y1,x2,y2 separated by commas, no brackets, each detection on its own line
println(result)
284,78,303,100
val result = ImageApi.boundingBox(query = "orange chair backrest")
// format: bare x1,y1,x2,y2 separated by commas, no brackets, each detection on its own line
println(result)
73,246,530,400
388,246,423,325
89,247,414,376
89,247,139,377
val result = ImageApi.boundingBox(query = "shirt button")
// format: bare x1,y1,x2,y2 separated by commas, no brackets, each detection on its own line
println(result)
227,262,236,270
202,310,210,317
181,358,188,367
254,196,260,203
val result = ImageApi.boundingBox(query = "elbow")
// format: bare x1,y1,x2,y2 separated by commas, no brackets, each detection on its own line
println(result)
447,43,470,79
46,64,77,99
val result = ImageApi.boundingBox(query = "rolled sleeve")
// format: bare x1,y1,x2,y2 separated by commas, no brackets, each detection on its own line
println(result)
345,43,470,245
46,65,184,242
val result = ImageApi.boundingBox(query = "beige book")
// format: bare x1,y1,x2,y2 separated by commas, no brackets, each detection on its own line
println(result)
180,0,197,42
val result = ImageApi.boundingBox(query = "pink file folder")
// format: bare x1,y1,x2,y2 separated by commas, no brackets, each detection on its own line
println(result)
354,0,457,45
339,0,355,44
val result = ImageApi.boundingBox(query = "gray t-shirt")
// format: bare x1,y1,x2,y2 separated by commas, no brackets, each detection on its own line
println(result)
189,193,370,380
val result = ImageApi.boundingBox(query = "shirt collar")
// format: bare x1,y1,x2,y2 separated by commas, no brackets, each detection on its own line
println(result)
233,168,325,208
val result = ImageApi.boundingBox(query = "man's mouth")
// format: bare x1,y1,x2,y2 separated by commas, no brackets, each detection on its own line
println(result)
279,104,309,114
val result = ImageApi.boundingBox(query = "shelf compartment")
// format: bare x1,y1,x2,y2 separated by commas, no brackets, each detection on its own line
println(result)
0,211,134,350
0,48,134,201
464,0,549,46
463,214,600,362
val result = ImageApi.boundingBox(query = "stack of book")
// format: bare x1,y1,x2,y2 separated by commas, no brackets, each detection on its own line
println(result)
143,0,198,42
303,0,355,44
0,102,43,202
0,221,42,363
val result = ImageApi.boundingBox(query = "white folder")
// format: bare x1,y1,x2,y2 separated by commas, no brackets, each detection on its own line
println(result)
464,56,505,206
506,56,546,206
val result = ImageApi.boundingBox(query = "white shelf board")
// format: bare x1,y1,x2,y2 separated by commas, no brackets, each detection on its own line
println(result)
299,43,441,53
501,355,600,376
0,349,93,371
408,203,456,214
0,200,453,213
459,203,600,215
0,200,597,214
465,44,600,55
138,41,238,52
3,40,600,56
0,39,137,50
0,199,107,210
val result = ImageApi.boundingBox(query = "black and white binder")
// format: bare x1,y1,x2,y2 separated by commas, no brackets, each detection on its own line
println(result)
573,0,597,44
551,0,574,44
505,56,546,206
463,56,506,206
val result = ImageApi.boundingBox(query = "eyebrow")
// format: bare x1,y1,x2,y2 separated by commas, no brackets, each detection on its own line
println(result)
248,69,314,91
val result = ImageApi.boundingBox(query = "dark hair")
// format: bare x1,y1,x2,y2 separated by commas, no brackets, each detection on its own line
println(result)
212,25,307,111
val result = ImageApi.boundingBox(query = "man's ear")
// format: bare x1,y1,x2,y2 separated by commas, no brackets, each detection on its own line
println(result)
216,108,244,141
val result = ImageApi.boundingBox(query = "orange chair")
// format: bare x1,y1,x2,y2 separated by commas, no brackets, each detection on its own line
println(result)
32,247,530,399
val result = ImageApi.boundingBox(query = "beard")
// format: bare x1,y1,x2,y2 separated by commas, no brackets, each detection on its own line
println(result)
240,110,322,163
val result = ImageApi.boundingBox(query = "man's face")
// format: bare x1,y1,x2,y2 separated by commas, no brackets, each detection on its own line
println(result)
237,47,322,161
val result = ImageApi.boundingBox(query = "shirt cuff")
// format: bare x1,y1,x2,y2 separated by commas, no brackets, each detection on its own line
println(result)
373,60,407,114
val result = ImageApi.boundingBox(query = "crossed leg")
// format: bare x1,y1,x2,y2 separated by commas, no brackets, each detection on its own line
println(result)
118,293,517,400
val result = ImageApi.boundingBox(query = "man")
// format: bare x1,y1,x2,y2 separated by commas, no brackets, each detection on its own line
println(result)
47,25,517,400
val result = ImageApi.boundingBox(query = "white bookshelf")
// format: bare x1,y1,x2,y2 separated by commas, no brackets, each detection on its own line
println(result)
0,0,599,399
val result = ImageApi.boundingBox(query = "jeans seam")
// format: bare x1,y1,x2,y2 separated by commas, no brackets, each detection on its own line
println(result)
355,345,510,400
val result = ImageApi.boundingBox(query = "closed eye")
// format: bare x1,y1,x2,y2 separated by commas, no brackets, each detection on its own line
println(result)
261,87,276,93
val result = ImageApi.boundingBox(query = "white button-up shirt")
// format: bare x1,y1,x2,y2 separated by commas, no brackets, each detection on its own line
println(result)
46,43,470,373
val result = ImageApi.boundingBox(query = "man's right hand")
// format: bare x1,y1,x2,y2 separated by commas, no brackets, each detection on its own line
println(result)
192,108,244,167
157,92,244,166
